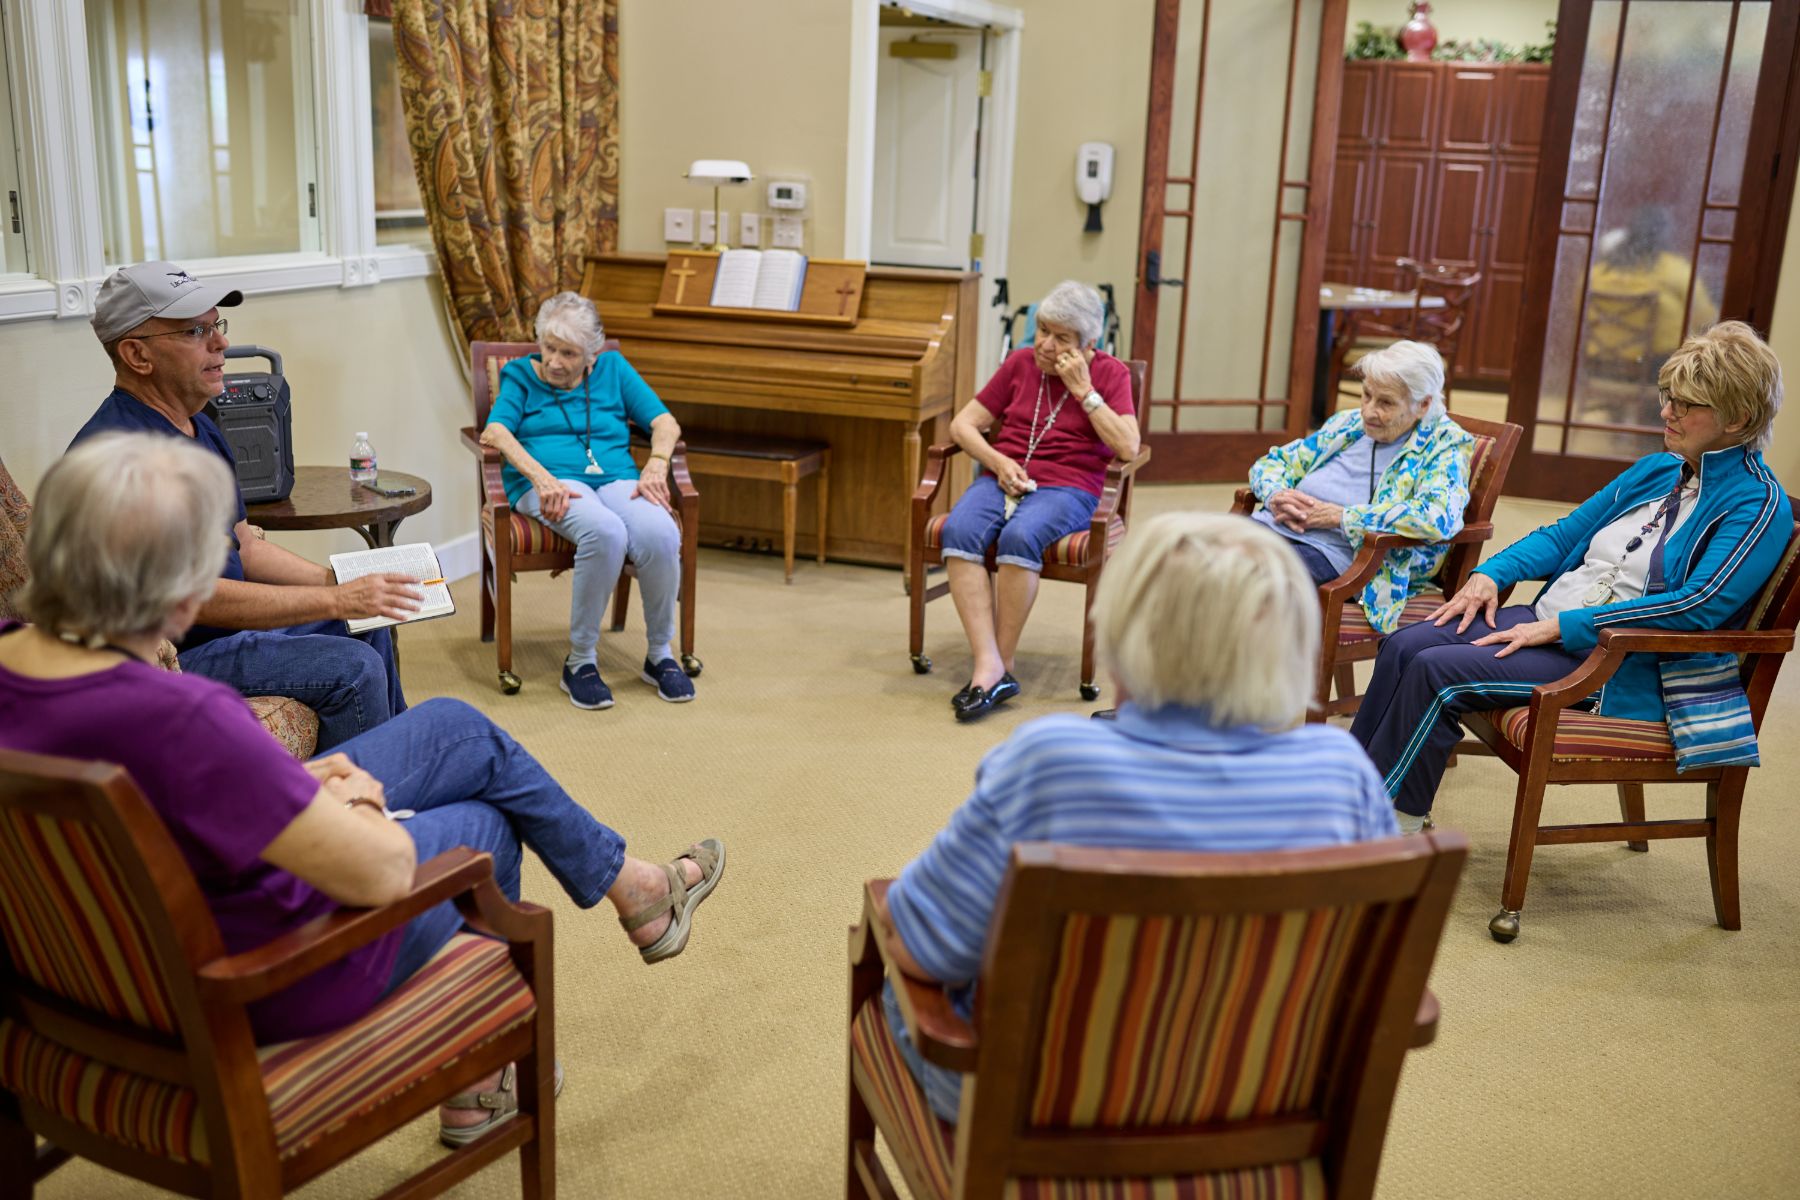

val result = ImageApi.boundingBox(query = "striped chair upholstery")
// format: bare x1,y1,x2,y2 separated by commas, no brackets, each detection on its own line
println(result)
922,512,1126,570
481,506,576,559
1494,707,1675,761
1337,592,1445,645
0,935,534,1167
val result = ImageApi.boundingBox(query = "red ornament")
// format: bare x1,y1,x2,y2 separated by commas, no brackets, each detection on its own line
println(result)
1400,2,1438,62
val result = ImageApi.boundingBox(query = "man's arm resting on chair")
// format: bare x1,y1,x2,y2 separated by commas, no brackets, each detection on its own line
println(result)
193,520,424,630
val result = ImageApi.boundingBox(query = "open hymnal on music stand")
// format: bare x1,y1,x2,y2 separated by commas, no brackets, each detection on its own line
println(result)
328,542,455,634
710,249,809,311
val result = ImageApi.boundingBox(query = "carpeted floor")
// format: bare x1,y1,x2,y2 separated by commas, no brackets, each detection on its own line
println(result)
41,484,1800,1199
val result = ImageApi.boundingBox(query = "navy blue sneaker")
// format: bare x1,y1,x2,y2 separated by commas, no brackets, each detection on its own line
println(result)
560,662,613,710
641,657,696,703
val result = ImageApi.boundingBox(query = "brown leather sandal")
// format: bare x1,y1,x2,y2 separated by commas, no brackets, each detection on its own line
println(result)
623,839,726,964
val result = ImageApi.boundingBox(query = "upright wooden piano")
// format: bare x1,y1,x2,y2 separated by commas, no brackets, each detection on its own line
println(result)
578,254,979,568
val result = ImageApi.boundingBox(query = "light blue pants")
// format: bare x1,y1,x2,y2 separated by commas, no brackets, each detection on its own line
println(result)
517,478,681,663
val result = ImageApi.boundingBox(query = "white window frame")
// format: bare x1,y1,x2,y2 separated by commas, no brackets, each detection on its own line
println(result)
0,0,435,327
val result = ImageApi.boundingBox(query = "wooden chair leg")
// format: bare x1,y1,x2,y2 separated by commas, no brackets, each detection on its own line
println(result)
781,463,798,585
1493,762,1551,942
610,574,631,632
1706,773,1745,930
1334,662,1358,705
1617,783,1649,852
1078,569,1101,701
517,1049,555,1200
0,1097,37,1197
816,455,830,565
496,553,514,680
480,539,496,644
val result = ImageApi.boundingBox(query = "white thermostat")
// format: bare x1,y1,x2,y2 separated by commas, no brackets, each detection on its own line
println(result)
767,180,808,210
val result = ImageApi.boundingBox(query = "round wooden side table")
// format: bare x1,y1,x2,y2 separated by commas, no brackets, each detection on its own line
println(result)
245,467,433,548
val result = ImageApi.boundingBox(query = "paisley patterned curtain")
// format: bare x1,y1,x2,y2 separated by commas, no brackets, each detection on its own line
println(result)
389,0,619,344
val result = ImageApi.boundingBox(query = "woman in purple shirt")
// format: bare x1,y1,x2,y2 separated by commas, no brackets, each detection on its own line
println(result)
0,432,727,1148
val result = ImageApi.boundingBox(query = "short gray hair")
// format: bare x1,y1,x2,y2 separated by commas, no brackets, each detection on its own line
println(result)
534,291,605,358
1035,280,1105,349
1356,340,1447,423
19,433,236,644
1092,513,1319,728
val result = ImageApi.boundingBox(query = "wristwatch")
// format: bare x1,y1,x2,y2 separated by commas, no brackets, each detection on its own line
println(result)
1081,390,1105,414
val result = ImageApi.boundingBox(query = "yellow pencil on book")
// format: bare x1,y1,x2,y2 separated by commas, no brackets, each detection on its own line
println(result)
418,577,445,587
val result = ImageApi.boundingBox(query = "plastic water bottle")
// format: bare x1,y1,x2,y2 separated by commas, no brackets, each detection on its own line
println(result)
349,432,377,484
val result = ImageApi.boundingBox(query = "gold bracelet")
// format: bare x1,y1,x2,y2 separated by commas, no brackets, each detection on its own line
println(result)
344,796,385,816
648,452,671,464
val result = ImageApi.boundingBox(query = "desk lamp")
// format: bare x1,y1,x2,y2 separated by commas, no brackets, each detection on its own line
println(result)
685,160,754,251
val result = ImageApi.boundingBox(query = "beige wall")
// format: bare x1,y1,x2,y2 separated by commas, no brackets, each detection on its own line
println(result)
1345,0,1559,50
0,278,469,565
616,0,852,257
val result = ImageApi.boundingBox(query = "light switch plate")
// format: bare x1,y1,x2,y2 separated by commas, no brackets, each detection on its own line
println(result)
740,212,762,247
772,215,803,249
663,208,694,242
698,210,717,245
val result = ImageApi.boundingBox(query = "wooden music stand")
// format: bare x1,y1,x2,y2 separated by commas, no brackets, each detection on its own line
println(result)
652,250,867,327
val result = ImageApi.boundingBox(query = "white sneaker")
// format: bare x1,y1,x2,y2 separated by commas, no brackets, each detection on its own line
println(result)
1396,810,1430,835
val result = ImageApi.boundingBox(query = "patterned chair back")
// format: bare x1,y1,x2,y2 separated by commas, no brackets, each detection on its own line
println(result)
959,836,1467,1198
1740,500,1800,718
1433,413,1521,595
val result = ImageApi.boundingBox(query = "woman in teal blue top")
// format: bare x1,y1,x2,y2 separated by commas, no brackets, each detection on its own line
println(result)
481,292,694,709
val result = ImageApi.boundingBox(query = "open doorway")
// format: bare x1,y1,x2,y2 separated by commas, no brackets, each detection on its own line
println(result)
847,0,1021,382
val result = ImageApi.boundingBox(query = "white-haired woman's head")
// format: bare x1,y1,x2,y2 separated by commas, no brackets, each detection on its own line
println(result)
533,291,606,390
1035,280,1105,350
1355,340,1447,442
20,432,237,646
1091,513,1319,728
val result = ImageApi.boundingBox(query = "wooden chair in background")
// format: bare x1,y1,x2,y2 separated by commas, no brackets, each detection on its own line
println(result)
462,340,701,694
1232,413,1523,719
847,836,1468,1200
1330,258,1483,403
1457,499,1800,943
907,360,1149,701
0,749,555,1198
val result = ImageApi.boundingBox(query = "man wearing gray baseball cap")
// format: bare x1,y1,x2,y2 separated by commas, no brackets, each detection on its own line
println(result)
67,261,421,751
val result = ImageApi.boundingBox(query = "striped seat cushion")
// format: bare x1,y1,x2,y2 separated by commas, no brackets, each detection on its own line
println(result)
922,512,1126,568
1337,592,1446,645
1492,707,1675,761
0,934,535,1167
481,507,575,557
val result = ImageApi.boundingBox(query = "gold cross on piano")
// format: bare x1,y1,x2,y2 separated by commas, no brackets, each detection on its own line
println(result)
668,258,699,305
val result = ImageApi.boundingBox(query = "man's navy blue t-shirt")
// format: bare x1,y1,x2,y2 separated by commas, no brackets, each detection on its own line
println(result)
70,390,246,647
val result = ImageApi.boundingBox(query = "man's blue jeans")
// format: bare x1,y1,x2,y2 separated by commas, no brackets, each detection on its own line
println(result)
324,697,628,991
178,620,406,752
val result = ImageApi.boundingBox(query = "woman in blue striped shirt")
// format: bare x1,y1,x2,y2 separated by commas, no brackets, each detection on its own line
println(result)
875,512,1398,1121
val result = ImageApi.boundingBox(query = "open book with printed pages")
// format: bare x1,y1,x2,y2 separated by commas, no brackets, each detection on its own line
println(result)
709,248,809,311
328,542,455,634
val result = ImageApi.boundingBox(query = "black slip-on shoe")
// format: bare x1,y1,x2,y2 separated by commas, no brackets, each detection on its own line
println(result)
953,673,1020,722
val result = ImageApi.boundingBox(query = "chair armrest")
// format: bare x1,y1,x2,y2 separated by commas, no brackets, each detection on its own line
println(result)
196,848,524,1004
857,880,980,1072
1412,988,1440,1049
1595,628,1795,656
1230,487,1256,516
462,427,509,508
911,441,962,507
667,440,699,512
1094,446,1152,523
460,426,501,463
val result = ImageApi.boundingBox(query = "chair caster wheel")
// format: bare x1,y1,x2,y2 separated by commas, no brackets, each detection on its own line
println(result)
499,671,522,695
1079,683,1101,702
911,654,932,675
681,654,703,678
1488,909,1521,943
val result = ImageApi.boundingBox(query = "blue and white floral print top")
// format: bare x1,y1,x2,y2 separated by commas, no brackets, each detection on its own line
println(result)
1249,408,1475,633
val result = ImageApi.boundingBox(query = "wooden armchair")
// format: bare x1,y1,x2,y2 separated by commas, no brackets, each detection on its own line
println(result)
1457,499,1800,943
0,749,555,1198
847,835,1468,1200
462,340,701,694
1330,258,1483,401
1233,413,1522,719
907,360,1149,701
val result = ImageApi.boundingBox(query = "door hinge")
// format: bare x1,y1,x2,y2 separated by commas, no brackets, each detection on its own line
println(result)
978,70,992,98
6,191,19,234
307,182,317,218
969,231,985,260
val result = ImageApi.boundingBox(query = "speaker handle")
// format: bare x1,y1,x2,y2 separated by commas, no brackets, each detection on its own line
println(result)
223,344,283,377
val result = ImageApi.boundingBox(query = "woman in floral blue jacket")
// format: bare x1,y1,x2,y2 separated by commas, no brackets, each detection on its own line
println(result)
1248,340,1474,633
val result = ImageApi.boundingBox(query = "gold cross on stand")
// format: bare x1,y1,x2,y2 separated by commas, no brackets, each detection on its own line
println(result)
835,278,858,316
669,258,699,305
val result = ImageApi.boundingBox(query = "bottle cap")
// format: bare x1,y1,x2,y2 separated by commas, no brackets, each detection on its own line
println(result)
355,431,369,439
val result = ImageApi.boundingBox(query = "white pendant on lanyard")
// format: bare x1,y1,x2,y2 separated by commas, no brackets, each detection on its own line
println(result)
584,448,603,476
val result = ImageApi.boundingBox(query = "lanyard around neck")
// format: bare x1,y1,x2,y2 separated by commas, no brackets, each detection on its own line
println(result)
550,367,594,453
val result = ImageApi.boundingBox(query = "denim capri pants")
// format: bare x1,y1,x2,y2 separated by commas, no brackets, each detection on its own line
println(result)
938,474,1099,572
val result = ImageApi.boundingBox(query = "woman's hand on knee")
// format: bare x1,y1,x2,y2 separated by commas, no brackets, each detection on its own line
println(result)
535,477,571,522
1473,617,1558,658
632,462,674,513
1431,572,1500,633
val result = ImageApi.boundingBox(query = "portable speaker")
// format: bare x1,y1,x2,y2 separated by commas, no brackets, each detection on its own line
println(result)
205,345,295,503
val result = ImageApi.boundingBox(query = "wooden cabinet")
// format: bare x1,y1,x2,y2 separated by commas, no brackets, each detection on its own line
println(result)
1326,61,1550,387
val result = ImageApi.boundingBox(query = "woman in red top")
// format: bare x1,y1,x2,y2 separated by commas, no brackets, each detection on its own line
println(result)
938,281,1140,721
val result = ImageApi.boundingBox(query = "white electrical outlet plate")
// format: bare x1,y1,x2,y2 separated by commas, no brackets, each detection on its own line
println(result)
663,208,694,242
698,211,717,245
740,212,761,247
772,215,803,249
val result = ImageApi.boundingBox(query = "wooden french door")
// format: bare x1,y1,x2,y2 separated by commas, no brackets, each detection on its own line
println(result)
1131,0,1350,481
1507,0,1800,499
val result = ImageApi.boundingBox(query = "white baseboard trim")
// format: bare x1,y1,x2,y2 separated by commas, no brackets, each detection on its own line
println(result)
436,531,480,582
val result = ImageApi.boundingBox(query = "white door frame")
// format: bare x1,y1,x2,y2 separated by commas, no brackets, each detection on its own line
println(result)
847,0,1022,380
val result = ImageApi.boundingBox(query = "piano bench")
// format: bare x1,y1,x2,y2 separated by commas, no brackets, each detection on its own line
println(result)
637,431,830,584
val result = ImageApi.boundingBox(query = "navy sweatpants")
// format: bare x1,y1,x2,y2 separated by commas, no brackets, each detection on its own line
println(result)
1350,606,1586,816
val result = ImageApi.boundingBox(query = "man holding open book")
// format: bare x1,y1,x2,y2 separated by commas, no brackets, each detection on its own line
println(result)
67,261,420,751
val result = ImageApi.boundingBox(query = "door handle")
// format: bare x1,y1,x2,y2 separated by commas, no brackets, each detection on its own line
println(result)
1144,249,1185,289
